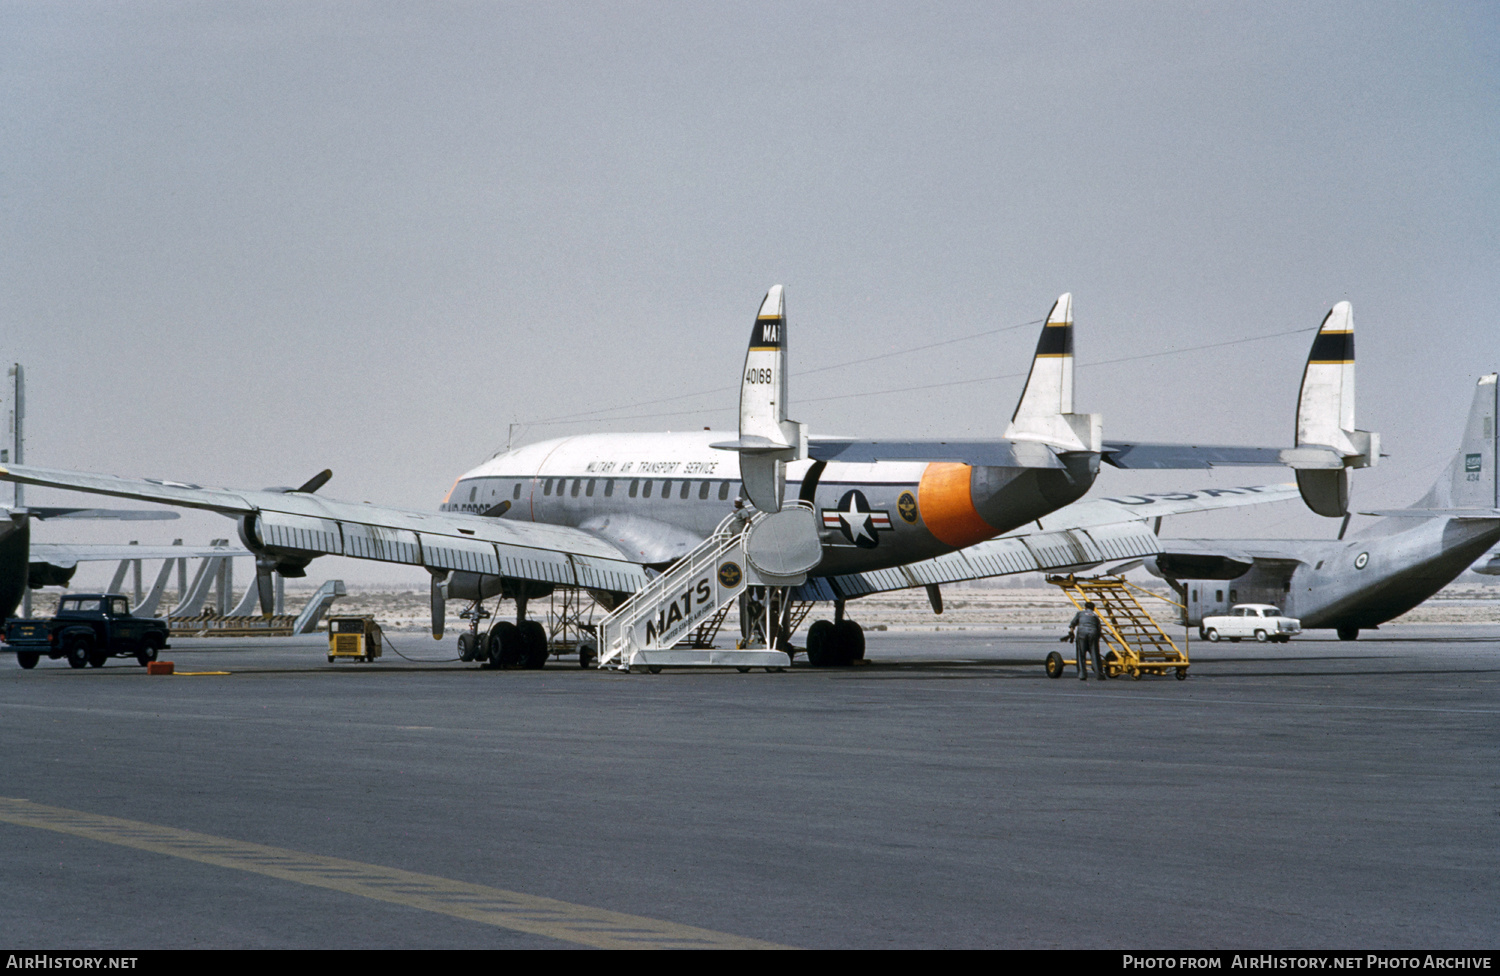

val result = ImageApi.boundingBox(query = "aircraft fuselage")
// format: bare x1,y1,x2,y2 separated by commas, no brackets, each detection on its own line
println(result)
1177,516,1500,631
441,432,1095,575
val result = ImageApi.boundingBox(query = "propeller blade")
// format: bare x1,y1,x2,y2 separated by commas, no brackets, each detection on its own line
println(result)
255,558,276,619
430,574,446,640
296,470,333,494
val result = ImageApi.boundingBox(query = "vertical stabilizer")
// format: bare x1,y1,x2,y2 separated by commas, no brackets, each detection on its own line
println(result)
1003,294,1101,452
1289,302,1378,517
1412,373,1498,511
710,286,807,513
2,365,22,509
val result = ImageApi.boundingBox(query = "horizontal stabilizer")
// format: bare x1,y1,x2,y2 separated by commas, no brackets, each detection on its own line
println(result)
808,438,1062,468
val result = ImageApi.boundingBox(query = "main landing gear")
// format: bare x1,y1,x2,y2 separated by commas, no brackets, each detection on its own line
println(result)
804,600,865,667
456,595,550,670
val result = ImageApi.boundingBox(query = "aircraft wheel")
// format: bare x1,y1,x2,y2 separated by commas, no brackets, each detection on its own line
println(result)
832,620,864,665
647,665,662,674
805,620,833,666
736,667,751,673
1254,629,1269,643
487,621,523,668
1176,667,1188,681
17,652,38,670
1045,651,1064,679
519,621,548,669
1204,629,1220,642
456,632,478,662
1337,626,1359,641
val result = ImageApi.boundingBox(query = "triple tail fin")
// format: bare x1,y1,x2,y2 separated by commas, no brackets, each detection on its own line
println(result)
1284,302,1379,517
710,285,807,512
1002,293,1101,453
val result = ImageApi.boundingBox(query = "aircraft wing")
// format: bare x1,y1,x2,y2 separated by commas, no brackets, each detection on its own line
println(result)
0,464,650,593
28,542,245,570
793,483,1301,601
9,507,182,521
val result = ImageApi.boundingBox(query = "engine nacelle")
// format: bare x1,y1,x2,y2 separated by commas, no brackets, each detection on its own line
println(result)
236,513,314,578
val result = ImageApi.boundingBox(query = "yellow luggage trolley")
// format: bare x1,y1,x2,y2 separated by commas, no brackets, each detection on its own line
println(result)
327,615,383,663
1044,575,1189,680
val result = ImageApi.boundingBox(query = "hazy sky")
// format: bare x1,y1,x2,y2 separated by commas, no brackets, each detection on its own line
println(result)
4,2,1497,585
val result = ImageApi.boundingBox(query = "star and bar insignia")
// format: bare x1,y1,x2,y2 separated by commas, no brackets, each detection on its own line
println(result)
821,489,893,548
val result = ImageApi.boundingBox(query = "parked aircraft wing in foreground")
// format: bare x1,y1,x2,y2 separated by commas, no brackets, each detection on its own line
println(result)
793,483,1300,601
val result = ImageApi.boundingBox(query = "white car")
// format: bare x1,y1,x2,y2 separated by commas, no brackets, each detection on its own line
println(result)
1199,604,1301,643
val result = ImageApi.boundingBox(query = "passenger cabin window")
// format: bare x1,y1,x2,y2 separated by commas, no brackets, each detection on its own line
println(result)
680,481,690,499
543,478,553,496
629,479,639,498
643,480,654,498
571,479,581,498
661,480,671,498
469,486,477,502
586,479,595,497
604,479,614,497
513,483,521,499
719,481,730,500
699,481,710,500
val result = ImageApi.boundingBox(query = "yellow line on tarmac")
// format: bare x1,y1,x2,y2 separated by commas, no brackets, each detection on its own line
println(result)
0,798,788,950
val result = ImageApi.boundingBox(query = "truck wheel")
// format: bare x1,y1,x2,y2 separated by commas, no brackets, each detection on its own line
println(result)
1204,628,1219,642
17,652,38,670
136,640,161,667
87,649,109,667
66,638,91,669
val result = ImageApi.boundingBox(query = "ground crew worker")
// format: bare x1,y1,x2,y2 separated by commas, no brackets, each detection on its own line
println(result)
1066,601,1105,680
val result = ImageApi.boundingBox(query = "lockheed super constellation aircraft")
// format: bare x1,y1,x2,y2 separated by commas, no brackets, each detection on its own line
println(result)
0,288,1372,667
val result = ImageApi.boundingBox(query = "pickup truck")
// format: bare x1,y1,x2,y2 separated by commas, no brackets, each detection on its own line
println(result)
1199,604,1300,643
3,594,171,669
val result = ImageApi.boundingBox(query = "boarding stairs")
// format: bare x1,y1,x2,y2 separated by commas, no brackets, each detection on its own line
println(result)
596,505,818,671
1047,574,1190,679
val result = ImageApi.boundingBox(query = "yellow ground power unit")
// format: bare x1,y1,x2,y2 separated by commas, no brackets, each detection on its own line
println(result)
327,615,383,663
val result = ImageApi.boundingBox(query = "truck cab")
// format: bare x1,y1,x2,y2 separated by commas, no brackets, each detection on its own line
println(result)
3,593,170,669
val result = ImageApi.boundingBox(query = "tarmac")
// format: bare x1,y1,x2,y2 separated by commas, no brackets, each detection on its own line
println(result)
1,623,1496,949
